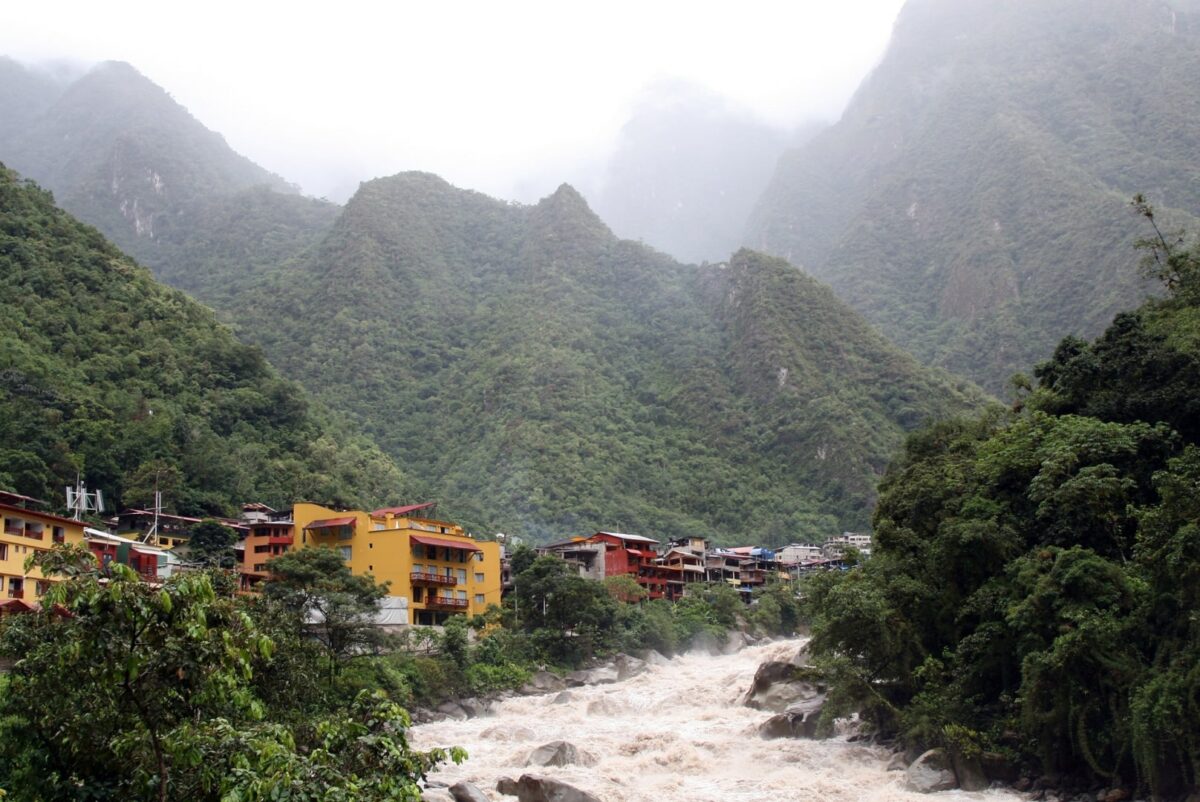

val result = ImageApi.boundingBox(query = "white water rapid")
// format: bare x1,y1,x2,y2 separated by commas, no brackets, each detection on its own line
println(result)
411,638,1025,802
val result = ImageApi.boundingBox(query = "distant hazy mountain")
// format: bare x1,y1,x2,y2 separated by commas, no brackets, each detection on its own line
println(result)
0,58,337,291
226,173,986,543
746,0,1200,393
588,82,809,265
0,164,409,516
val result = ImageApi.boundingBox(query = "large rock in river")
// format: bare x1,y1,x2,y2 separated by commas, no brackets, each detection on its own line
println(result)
525,740,596,768
449,782,492,802
498,774,601,802
741,661,824,712
520,670,566,695
905,748,958,793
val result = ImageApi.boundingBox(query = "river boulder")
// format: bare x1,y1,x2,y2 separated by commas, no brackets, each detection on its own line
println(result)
758,693,826,739
565,665,619,687
436,701,468,720
905,748,958,793
951,750,988,792
449,782,492,802
500,774,601,802
742,661,824,712
458,697,492,719
551,691,574,705
614,653,648,680
526,740,597,768
519,670,567,695
637,648,670,666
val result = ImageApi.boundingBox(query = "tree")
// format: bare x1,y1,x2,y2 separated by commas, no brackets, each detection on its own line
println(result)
263,547,389,679
186,518,238,568
0,567,269,801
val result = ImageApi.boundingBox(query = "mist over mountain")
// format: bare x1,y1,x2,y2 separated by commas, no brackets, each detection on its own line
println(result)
219,172,985,542
747,0,1200,393
586,81,813,264
0,59,337,293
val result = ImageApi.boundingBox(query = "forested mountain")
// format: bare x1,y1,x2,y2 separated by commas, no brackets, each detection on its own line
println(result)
0,58,338,293
805,218,1200,796
746,0,1200,393
226,172,986,542
587,82,802,264
0,164,408,517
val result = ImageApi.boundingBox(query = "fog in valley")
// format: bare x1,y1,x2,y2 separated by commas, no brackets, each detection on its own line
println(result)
1,0,906,261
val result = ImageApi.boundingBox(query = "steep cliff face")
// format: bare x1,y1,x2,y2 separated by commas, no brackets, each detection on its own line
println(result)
746,0,1200,392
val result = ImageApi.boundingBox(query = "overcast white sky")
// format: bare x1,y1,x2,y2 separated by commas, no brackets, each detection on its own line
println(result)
2,0,906,201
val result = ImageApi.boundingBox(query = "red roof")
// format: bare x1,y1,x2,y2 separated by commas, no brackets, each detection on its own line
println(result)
625,548,658,559
305,517,356,529
410,535,480,553
371,502,437,517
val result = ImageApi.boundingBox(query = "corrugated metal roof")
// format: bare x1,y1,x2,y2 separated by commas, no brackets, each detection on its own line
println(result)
595,531,659,544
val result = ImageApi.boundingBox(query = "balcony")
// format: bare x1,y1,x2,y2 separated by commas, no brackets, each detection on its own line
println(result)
425,595,468,609
7,588,24,600
410,572,457,586
267,535,294,546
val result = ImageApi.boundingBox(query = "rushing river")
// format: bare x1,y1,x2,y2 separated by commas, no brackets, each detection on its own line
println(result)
411,638,1024,802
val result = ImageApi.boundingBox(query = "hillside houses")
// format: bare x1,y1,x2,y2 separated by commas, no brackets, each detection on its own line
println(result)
10,485,868,622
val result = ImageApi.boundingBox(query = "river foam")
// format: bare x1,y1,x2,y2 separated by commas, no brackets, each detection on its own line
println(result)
411,638,1024,802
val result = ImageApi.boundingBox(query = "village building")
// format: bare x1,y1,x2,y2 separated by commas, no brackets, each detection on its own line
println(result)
822,532,872,559
236,503,295,592
541,531,681,600
293,501,502,626
0,491,89,610
113,508,246,548
778,543,823,564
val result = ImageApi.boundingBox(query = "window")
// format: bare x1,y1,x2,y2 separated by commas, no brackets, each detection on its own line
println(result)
413,587,423,602
52,526,65,543
457,568,467,583
444,566,453,579
3,517,20,536
374,523,384,531
412,564,424,575
474,572,484,584
456,590,467,601
0,544,7,561
255,544,271,553
474,594,485,605
412,544,424,558
339,546,351,561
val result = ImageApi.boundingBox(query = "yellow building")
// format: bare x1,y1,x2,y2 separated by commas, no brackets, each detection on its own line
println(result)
0,491,88,609
292,501,502,626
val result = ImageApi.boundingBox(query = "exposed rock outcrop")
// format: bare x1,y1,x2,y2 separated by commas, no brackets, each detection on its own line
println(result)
496,774,601,802
525,740,596,768
741,660,824,712
449,781,492,802
905,748,958,793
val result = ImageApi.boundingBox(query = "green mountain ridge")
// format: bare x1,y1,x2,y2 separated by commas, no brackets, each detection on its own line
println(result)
746,0,1200,393
0,164,408,517
227,171,987,543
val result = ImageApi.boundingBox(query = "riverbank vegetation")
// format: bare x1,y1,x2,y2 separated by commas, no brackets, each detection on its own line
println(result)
803,217,1200,797
0,543,801,799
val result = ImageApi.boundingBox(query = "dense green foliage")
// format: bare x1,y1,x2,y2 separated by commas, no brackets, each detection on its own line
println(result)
220,173,984,543
804,232,1200,795
0,558,462,801
746,0,1200,393
0,165,409,516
